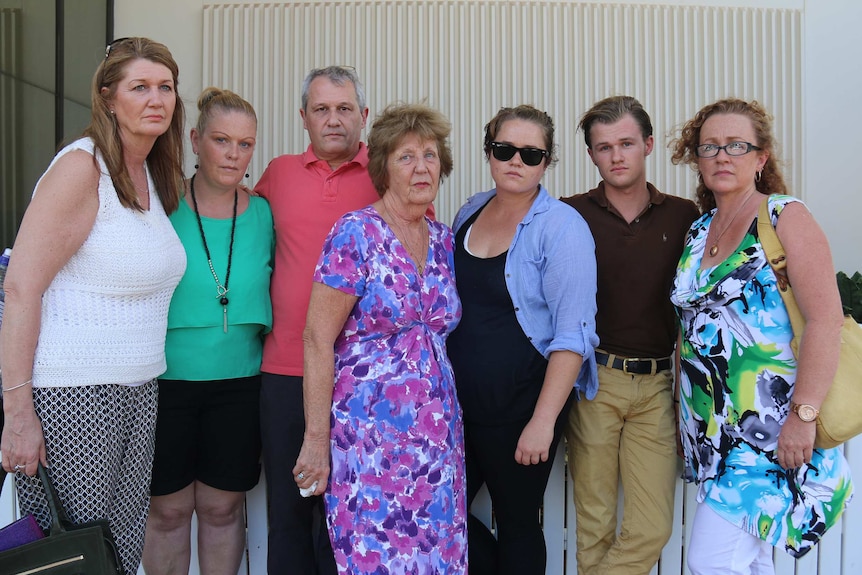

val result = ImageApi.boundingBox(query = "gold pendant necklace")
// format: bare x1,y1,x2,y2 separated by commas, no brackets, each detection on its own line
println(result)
708,190,757,257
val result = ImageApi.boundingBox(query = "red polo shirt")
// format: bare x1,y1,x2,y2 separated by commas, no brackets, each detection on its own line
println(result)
255,143,379,375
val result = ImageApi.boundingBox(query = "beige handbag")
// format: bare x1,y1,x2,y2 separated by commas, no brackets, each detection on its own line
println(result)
757,197,862,448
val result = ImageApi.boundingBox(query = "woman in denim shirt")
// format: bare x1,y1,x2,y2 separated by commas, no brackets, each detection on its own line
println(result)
447,105,598,575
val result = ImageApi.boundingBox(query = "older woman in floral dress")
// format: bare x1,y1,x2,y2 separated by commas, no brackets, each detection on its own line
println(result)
294,102,466,574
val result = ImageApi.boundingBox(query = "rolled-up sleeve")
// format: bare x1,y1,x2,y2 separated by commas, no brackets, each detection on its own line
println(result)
506,193,599,399
541,212,599,398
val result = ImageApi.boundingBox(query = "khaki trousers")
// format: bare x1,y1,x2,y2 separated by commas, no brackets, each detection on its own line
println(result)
566,364,678,575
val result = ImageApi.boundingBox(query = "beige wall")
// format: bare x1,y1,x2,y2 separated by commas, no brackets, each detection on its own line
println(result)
114,0,861,273
803,0,862,275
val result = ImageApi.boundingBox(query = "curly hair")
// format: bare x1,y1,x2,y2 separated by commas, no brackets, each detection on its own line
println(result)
670,98,786,212
366,102,453,197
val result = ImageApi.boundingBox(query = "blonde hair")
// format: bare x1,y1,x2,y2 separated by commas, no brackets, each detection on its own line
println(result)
196,87,257,134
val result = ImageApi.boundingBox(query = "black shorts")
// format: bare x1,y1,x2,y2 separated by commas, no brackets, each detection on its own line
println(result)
150,376,262,496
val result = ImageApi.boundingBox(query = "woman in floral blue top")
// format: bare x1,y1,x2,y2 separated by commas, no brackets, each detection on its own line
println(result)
670,98,853,574
295,103,466,574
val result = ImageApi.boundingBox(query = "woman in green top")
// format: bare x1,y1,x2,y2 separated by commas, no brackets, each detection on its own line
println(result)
143,87,273,575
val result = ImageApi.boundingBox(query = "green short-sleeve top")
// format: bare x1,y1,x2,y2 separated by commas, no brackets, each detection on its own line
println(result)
163,194,274,380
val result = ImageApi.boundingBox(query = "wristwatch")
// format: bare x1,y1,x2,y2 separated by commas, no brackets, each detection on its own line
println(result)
791,402,820,422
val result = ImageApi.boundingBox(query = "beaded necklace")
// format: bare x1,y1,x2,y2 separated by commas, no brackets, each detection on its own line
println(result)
189,174,237,333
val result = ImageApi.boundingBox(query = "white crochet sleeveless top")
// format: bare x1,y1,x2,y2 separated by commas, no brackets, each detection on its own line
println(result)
32,138,186,387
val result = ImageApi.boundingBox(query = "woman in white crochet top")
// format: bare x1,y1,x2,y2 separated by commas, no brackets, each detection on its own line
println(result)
0,37,187,574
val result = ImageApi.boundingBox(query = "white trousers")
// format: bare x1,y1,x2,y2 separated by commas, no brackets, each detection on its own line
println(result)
687,502,774,575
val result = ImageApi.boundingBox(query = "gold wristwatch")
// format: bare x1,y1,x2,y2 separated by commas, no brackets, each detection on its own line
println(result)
791,402,820,422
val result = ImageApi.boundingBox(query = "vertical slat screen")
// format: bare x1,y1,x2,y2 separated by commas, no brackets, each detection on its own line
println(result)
201,3,811,574
1,8,20,246
202,1,802,224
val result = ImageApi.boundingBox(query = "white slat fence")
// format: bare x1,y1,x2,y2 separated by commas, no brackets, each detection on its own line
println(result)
2,436,860,574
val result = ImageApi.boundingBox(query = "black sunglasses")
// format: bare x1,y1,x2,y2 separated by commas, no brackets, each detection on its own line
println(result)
489,142,549,166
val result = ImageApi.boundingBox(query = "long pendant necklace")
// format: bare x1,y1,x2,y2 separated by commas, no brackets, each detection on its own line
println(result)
708,190,756,257
190,174,237,333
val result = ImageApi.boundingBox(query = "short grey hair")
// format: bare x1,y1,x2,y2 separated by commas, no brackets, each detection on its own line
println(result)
300,66,366,111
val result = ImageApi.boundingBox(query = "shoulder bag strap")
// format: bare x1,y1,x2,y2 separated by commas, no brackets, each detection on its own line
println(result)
757,196,806,337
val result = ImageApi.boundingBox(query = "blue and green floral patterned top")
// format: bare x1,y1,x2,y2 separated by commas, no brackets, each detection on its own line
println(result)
670,193,854,558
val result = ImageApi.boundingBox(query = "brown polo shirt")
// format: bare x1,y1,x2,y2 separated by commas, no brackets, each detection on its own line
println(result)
562,182,700,358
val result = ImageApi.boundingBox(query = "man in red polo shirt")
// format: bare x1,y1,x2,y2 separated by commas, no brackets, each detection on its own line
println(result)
255,66,378,575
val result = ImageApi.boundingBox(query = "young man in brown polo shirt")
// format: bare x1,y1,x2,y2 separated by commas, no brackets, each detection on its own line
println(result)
562,96,699,575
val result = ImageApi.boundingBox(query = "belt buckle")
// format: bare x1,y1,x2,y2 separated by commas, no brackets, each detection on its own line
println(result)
622,358,656,375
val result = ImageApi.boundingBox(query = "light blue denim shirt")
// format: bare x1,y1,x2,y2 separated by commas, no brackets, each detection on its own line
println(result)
453,186,600,399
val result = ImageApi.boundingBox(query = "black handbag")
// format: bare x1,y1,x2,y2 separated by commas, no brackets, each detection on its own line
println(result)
0,463,122,574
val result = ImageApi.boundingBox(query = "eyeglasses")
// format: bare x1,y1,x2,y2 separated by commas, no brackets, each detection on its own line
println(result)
695,141,762,158
105,37,131,59
489,142,549,166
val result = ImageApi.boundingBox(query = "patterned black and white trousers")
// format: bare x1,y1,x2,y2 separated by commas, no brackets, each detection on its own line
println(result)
15,379,158,575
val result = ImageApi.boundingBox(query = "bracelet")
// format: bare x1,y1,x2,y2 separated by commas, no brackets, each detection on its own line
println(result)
2,378,33,393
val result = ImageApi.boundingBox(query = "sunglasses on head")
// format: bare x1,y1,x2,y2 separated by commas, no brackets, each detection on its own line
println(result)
489,142,549,166
105,37,131,59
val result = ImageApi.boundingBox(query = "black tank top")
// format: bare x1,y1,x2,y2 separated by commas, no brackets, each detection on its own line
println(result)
447,204,548,425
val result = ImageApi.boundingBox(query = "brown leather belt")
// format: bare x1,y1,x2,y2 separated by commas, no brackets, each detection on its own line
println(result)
595,350,671,375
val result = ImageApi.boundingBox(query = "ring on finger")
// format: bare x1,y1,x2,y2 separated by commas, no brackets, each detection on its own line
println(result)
13,464,23,472
297,472,305,480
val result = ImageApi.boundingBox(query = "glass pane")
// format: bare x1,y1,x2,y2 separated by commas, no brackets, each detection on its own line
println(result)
0,0,57,249
0,0,108,249
63,0,105,144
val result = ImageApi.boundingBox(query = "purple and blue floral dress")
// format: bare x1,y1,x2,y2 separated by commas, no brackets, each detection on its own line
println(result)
314,206,467,574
